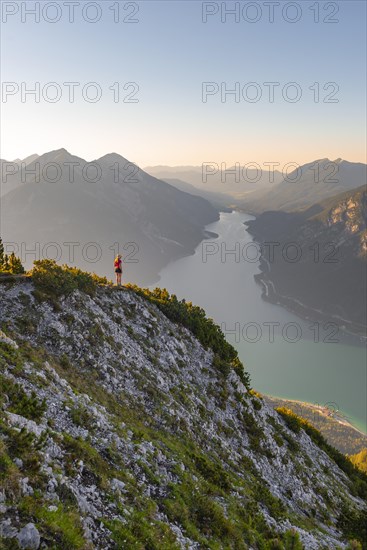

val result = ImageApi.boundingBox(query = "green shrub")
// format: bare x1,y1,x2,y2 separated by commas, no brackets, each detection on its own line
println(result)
104,508,180,550
212,354,231,378
191,452,231,491
273,433,284,447
284,528,304,549
69,404,95,430
0,536,21,549
254,483,286,520
0,238,25,274
0,374,46,422
60,353,72,369
61,434,108,484
191,494,235,539
346,540,363,550
276,407,302,434
252,398,262,411
337,504,367,548
0,423,47,488
20,497,86,549
31,259,108,299
283,432,300,454
0,341,23,372
0,439,22,500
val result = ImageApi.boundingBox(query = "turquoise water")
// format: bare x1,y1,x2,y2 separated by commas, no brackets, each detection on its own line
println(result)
153,211,367,434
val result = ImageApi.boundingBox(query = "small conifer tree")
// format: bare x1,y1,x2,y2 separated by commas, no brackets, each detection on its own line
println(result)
0,239,25,274
8,252,25,274
284,529,303,550
2,254,10,272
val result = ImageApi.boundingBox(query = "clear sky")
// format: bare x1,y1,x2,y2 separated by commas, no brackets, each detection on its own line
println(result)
1,0,366,167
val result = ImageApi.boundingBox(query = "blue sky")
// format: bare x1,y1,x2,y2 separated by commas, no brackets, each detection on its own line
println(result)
1,0,366,166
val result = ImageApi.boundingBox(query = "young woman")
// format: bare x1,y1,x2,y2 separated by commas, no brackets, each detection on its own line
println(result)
114,255,122,286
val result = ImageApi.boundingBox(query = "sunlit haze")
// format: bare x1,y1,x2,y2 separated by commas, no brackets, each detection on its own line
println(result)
1,0,366,166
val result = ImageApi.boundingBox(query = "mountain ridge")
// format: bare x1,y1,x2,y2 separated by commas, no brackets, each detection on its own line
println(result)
0,272,366,549
243,159,366,213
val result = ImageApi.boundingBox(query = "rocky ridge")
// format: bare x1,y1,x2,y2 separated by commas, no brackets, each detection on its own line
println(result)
0,278,366,549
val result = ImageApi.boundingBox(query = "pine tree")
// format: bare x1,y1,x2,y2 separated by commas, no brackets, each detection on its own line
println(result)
284,529,303,550
0,238,25,274
8,252,25,274
3,254,9,272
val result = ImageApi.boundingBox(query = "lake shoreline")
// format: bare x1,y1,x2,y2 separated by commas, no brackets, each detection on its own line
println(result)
240,211,367,340
253,265,367,341
264,394,367,437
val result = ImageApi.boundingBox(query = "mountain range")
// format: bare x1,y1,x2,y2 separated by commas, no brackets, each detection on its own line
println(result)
145,159,366,214
2,151,365,328
0,150,219,285
242,158,367,213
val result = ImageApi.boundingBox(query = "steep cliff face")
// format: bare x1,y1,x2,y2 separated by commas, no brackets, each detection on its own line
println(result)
322,188,367,256
0,279,366,549
246,186,367,333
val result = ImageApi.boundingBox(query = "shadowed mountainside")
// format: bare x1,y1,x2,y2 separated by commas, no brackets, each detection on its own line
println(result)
1,150,219,285
246,185,367,333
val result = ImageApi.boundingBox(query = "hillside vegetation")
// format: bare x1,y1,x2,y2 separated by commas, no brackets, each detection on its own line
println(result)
0,262,366,549
349,449,367,474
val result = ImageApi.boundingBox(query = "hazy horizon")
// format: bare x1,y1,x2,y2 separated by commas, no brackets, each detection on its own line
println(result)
5,147,366,168
2,142,366,174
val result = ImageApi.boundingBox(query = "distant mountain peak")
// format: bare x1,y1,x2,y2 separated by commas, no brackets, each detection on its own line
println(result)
48,147,70,156
95,152,131,164
34,148,87,165
12,154,39,166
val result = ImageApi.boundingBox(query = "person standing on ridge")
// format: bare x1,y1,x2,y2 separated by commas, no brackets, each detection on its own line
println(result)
114,254,122,286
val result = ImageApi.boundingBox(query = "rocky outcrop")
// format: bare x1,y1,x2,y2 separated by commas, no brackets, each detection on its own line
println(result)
0,280,365,548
